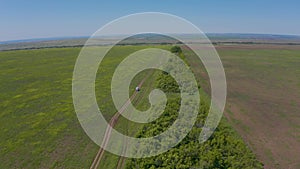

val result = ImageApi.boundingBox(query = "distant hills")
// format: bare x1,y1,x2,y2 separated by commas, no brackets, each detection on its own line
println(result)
1,33,300,51
208,33,300,40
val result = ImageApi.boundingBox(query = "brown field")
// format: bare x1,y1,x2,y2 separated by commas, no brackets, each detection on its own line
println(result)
185,44,300,169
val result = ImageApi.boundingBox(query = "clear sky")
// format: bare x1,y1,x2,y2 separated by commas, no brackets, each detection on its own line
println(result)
1,0,300,41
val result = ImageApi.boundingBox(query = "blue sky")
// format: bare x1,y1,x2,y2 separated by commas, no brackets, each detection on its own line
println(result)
1,0,300,41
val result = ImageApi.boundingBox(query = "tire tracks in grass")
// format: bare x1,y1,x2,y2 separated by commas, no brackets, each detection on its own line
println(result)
90,70,154,169
117,71,154,169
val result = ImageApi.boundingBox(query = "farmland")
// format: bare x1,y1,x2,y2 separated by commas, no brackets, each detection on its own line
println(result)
0,44,265,168
1,42,299,168
219,45,300,169
184,44,300,169
0,48,97,168
0,45,170,168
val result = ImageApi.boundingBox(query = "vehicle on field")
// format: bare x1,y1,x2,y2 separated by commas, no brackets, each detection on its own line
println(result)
135,86,140,92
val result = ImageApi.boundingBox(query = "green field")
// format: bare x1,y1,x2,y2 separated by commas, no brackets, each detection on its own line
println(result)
0,48,98,168
0,45,168,168
0,45,263,168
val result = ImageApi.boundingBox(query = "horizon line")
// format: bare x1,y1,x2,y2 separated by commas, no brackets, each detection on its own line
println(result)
1,32,300,44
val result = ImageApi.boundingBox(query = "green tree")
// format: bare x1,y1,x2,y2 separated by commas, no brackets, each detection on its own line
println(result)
170,46,182,54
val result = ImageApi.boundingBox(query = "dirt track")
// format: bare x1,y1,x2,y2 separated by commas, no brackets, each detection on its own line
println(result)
90,75,149,169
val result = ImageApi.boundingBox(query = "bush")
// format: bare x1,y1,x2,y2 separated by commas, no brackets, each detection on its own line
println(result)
170,46,182,54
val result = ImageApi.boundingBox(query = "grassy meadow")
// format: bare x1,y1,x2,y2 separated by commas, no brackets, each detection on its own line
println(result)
0,44,276,168
0,48,98,168
0,45,174,168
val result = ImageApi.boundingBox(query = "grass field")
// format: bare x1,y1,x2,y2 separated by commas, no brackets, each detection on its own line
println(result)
184,44,300,169
1,44,294,168
0,45,184,168
0,48,99,168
